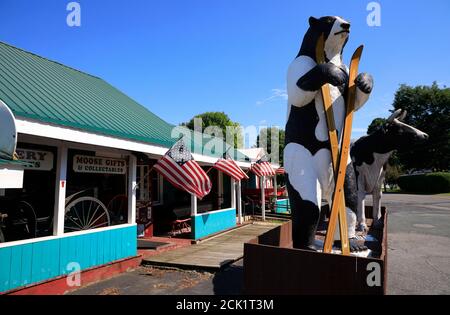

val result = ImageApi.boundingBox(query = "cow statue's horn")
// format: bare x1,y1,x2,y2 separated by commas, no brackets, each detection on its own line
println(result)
398,110,407,121
387,109,402,123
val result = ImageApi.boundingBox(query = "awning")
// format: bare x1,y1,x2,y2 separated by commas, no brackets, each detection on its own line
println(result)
0,158,32,167
250,161,276,177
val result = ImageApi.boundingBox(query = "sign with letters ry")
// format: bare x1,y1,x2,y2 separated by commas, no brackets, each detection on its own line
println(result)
16,148,54,171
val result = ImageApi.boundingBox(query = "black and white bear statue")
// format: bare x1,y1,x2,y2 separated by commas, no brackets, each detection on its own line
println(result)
284,16,374,251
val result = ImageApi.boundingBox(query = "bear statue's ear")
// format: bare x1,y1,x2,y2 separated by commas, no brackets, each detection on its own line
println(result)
309,16,319,28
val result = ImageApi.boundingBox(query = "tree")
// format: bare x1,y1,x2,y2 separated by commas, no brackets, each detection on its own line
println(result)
182,112,242,148
392,82,450,171
384,163,402,192
256,127,285,165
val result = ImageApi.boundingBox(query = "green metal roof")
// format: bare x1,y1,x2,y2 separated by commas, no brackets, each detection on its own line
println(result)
0,42,250,163
0,41,176,148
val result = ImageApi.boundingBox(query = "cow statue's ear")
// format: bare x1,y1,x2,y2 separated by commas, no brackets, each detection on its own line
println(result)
309,16,320,28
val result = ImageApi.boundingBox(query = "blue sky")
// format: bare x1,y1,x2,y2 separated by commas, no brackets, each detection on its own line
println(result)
1,0,449,143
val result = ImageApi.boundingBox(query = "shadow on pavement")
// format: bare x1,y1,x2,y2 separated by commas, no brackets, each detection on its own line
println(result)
212,261,244,295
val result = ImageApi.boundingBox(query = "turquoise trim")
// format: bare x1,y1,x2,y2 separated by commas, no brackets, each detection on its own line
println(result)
0,225,137,293
192,208,236,240
275,199,290,214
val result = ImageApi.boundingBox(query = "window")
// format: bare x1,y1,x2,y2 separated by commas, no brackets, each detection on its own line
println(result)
151,172,163,205
64,149,129,233
0,143,57,243
136,165,163,206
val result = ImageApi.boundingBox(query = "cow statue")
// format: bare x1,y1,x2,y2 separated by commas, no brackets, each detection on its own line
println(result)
351,109,429,231
284,16,373,251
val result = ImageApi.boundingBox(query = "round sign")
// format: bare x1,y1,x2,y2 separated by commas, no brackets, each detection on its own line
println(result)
0,99,17,160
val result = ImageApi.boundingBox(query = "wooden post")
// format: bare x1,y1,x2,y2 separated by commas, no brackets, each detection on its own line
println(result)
237,180,242,224
128,154,137,224
260,176,265,221
53,143,67,236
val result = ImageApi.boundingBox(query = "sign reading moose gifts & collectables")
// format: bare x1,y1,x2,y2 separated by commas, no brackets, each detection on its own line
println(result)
73,155,127,175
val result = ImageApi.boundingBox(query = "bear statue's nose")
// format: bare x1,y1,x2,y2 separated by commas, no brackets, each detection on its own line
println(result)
341,23,350,30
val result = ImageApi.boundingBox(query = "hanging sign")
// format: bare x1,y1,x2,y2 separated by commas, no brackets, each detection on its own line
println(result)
15,148,54,171
73,155,127,174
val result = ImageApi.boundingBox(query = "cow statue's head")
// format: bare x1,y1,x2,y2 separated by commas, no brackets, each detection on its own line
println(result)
377,109,429,152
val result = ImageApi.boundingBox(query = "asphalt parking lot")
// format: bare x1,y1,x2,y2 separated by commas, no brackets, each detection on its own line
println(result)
69,194,450,295
373,194,450,295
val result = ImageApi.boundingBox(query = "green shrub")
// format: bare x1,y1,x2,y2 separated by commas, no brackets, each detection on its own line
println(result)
398,172,450,194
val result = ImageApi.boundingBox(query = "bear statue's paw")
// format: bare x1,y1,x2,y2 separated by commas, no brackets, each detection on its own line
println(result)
319,63,348,87
349,238,368,252
334,239,368,253
356,222,368,232
355,73,373,94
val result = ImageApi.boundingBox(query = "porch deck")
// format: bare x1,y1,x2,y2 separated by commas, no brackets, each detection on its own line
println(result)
142,223,282,270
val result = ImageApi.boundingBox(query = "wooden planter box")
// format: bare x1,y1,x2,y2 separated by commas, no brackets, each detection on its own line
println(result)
243,207,388,295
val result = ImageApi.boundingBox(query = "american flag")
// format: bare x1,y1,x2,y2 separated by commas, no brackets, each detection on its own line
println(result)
154,139,212,199
214,154,249,181
276,167,285,175
250,159,276,177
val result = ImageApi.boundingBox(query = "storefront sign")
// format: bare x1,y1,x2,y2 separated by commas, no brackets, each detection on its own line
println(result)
16,148,54,171
73,155,126,174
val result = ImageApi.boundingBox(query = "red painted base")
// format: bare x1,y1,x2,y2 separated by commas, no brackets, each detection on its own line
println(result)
5,255,142,295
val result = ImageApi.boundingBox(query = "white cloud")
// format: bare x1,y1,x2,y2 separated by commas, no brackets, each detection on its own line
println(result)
351,128,368,140
256,88,288,106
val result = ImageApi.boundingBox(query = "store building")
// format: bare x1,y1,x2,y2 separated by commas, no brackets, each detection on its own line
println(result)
0,42,252,293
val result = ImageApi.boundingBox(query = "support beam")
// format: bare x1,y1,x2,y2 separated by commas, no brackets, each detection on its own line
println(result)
53,143,67,236
218,171,223,209
260,176,265,221
231,178,236,209
128,154,137,224
273,175,278,213
237,180,242,224
191,194,197,216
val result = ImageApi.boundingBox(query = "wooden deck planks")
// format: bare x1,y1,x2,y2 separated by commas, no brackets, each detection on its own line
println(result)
142,223,280,270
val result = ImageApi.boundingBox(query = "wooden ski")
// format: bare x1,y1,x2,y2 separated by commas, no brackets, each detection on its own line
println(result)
315,34,350,255
319,34,364,254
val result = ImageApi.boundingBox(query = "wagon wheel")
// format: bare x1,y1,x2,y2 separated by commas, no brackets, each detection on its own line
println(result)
9,201,37,239
107,195,128,225
65,197,110,232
